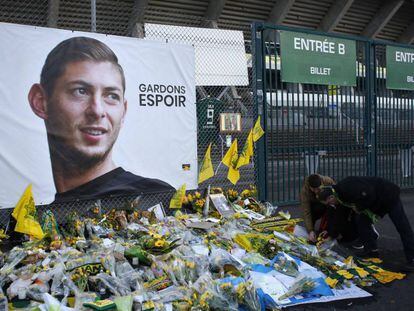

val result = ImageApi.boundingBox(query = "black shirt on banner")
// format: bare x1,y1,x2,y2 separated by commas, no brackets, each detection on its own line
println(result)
53,167,174,203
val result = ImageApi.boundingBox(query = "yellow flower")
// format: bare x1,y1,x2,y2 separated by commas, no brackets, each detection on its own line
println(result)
143,301,155,309
155,240,165,247
199,292,212,308
220,282,232,289
195,199,205,209
195,191,201,199
227,189,238,196
233,212,247,219
0,229,9,240
182,196,189,205
174,210,190,220
186,261,195,269
241,189,251,199
187,194,194,203
236,283,246,299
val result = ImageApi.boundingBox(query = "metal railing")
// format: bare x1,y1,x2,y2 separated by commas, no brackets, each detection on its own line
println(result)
253,22,414,205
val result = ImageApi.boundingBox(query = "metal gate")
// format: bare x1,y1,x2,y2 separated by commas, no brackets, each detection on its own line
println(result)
252,23,388,205
373,43,414,189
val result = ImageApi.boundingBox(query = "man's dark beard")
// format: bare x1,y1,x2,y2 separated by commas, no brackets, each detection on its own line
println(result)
47,133,115,177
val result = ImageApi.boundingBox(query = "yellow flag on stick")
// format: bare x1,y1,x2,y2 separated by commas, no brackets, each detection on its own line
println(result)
222,139,240,185
228,166,240,185
198,143,215,184
169,184,186,209
236,129,254,169
222,139,238,168
12,184,44,240
252,116,265,142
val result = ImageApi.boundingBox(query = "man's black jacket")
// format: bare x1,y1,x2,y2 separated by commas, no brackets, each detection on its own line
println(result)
326,204,358,242
332,176,400,217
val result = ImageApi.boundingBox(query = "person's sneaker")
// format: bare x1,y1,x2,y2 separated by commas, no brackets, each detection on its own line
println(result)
355,248,380,258
350,239,364,250
371,224,380,240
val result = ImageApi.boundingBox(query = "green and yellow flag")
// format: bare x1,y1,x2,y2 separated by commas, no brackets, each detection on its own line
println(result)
328,85,339,96
252,116,265,142
169,184,186,209
222,138,237,168
222,139,240,185
198,143,214,184
12,184,44,240
236,129,254,169
228,165,240,185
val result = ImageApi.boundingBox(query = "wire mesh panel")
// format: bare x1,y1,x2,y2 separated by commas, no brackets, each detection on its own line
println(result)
374,44,414,188
143,22,257,192
0,0,48,27
0,1,257,228
253,23,371,205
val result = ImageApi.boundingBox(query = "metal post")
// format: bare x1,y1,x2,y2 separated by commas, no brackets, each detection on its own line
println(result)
400,149,413,178
91,0,96,32
47,0,60,28
365,41,376,176
252,22,267,202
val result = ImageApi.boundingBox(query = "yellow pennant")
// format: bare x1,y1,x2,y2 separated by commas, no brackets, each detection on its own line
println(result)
222,139,238,168
198,143,214,184
252,116,265,142
222,139,240,185
228,165,240,185
236,129,254,169
169,184,186,209
12,184,44,240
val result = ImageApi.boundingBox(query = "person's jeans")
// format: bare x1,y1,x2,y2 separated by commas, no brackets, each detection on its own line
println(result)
356,213,378,250
357,199,414,262
388,199,414,262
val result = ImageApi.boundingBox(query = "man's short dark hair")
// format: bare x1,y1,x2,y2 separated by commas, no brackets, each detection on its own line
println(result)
308,174,322,188
40,36,126,97
318,187,334,201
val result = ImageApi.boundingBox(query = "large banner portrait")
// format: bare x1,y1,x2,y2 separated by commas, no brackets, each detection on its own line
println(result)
0,22,197,207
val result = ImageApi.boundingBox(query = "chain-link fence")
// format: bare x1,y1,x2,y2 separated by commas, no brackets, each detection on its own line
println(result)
0,1,257,228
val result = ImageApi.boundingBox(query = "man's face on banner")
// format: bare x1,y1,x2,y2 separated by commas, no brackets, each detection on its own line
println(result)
45,60,127,165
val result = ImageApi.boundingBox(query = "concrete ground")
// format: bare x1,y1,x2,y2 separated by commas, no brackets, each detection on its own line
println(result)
286,189,414,311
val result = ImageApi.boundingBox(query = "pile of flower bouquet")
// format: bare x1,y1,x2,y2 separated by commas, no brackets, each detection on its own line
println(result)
0,187,405,310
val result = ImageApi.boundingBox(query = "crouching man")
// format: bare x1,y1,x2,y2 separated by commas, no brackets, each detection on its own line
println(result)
323,176,414,271
300,174,335,243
